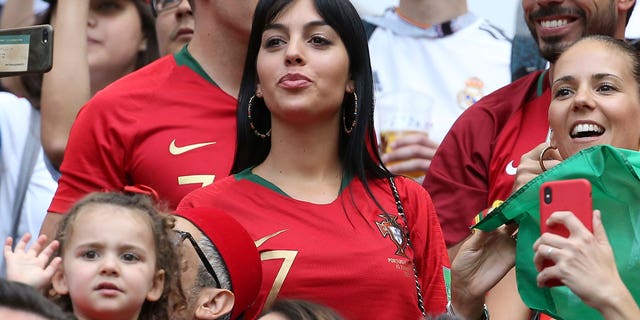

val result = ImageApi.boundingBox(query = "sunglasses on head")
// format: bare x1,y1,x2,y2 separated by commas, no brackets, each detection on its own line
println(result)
174,230,222,289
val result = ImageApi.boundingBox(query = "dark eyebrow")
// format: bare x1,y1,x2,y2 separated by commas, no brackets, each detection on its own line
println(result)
552,75,575,86
552,73,622,86
593,73,622,82
264,20,328,33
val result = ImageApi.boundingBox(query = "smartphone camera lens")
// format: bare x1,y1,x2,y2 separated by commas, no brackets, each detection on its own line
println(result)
543,187,552,204
42,29,48,43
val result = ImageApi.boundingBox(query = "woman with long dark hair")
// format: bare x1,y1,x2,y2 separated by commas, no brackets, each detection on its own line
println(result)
178,0,449,318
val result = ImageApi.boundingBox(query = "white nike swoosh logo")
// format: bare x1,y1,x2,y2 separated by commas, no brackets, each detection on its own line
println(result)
255,229,288,247
505,160,517,176
169,139,216,155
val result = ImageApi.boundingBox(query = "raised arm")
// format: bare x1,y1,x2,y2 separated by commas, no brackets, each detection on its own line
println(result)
40,0,91,168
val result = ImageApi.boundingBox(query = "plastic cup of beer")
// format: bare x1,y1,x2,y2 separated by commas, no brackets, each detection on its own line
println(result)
375,90,433,179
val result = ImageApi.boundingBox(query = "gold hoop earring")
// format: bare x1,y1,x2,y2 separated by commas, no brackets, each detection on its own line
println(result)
539,145,557,172
248,95,271,139
343,92,358,134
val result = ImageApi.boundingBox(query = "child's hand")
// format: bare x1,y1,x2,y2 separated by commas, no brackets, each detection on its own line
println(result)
4,233,62,290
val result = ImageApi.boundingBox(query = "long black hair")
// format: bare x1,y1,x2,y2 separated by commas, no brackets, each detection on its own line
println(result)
232,0,391,190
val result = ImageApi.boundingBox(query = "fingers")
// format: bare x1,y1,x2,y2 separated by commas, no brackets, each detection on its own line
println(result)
38,240,60,265
380,133,439,177
532,143,562,174
512,144,550,192
533,231,567,251
43,256,62,280
533,211,600,278
527,143,563,162
14,233,33,251
382,133,438,159
28,234,49,255
592,210,610,245
516,144,562,175
4,237,13,257
4,233,34,256
464,224,517,257
545,211,590,237
539,158,562,173
4,234,56,262
533,243,556,272
384,158,430,175
382,143,437,163
533,230,569,271
389,133,439,149
536,263,563,287
520,143,549,163
544,146,563,161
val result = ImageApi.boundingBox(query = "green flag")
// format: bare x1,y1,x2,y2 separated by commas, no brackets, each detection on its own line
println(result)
475,145,640,319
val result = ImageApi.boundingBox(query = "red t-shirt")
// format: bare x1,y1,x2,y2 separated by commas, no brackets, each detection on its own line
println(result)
49,47,237,212
179,172,449,319
424,71,550,246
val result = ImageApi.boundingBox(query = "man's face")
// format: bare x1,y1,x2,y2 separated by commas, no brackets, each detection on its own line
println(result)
155,0,194,56
522,0,618,62
172,216,207,319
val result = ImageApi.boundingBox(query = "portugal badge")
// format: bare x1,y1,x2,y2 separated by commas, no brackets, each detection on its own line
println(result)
376,213,408,257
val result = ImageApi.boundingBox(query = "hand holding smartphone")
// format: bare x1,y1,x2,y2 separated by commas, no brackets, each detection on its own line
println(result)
539,179,593,287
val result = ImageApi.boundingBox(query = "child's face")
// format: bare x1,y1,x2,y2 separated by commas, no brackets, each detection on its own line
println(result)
52,204,165,320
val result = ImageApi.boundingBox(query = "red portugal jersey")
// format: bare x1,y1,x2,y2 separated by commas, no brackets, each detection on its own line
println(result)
424,71,550,246
49,47,237,212
179,171,449,319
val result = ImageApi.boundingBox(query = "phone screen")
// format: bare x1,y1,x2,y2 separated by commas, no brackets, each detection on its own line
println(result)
0,34,31,73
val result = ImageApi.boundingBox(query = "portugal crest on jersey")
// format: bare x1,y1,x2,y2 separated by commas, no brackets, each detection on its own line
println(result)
376,213,408,257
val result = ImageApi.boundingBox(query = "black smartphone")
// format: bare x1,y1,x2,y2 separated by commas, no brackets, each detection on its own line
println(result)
0,24,53,77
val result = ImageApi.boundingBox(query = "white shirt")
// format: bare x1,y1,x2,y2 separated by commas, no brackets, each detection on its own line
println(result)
0,92,57,276
366,10,512,143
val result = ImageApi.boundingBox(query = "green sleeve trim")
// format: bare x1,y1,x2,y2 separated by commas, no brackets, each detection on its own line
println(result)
443,266,452,302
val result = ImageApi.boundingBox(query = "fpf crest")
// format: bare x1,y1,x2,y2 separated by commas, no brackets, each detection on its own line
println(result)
376,213,408,257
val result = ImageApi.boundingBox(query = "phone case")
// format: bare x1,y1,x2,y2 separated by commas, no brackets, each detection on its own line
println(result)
539,178,593,287
0,24,53,77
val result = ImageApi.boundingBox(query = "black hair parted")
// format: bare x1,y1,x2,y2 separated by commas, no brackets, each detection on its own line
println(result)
232,0,392,188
